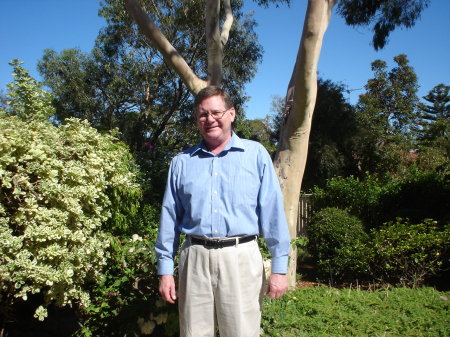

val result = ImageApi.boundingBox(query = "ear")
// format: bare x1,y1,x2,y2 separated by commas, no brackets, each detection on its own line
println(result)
229,107,236,122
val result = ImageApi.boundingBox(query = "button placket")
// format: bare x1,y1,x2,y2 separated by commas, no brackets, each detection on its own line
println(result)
211,156,220,236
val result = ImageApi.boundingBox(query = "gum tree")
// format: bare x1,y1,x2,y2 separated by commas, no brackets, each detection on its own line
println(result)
272,0,430,286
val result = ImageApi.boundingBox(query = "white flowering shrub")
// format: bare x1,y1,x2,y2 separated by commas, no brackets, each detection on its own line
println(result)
0,61,141,320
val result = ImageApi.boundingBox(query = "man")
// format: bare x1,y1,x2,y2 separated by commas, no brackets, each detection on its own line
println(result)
156,86,290,337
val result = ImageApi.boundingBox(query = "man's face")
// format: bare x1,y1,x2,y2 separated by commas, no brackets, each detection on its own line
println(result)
196,95,235,147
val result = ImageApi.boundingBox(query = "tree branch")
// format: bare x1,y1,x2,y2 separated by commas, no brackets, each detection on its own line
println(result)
205,0,222,86
124,0,206,94
221,0,234,47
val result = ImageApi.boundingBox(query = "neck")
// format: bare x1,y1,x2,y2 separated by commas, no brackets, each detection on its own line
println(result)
205,133,232,154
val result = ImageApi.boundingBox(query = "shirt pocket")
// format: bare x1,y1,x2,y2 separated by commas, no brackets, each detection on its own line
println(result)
231,167,260,208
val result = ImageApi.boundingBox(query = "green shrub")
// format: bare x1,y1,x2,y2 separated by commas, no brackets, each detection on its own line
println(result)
367,218,450,287
76,203,180,337
307,208,369,283
310,175,381,228
77,231,179,337
311,169,450,230
0,61,141,320
377,169,450,226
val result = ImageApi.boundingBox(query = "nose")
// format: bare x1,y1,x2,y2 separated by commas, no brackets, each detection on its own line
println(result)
205,113,216,122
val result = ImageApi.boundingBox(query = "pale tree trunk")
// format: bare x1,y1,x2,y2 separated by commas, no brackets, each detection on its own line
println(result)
124,0,233,94
273,0,337,288
205,0,233,85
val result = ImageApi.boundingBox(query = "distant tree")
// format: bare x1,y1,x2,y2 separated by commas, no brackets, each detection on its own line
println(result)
0,89,7,110
415,84,450,171
235,117,276,155
418,84,450,143
302,79,357,190
357,54,419,136
419,84,450,121
5,59,54,121
352,54,420,177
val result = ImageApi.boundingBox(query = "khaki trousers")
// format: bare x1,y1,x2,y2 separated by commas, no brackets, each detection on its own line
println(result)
178,238,265,337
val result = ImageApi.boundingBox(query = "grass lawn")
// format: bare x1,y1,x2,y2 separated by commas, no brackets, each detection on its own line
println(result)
262,286,449,337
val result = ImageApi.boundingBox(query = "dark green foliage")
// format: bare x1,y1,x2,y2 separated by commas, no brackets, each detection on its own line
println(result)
376,170,450,225
76,203,181,337
309,169,450,286
252,0,290,9
337,0,430,50
312,169,450,230
77,231,179,337
367,218,450,287
307,208,368,283
417,84,450,160
262,286,450,337
303,79,357,189
234,117,276,156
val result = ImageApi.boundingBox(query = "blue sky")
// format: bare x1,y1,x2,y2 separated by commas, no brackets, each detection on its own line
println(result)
1,0,449,120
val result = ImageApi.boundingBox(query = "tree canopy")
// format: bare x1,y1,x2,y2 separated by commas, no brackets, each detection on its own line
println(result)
38,0,262,154
38,0,263,202
337,0,430,50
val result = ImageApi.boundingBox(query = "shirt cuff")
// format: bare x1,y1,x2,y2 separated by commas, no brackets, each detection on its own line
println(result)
157,259,174,275
271,255,289,274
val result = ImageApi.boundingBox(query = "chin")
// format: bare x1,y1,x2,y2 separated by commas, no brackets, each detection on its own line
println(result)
203,129,221,138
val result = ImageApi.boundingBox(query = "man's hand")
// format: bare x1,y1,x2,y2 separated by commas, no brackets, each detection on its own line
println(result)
159,274,177,304
265,273,288,299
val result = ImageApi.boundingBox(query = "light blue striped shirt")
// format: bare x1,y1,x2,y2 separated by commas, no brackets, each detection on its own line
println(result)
156,132,290,275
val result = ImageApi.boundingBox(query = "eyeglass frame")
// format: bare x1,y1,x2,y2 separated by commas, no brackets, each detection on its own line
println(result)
196,108,230,122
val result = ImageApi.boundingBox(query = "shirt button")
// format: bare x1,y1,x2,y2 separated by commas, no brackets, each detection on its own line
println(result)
214,172,218,176
213,209,217,213
213,190,218,194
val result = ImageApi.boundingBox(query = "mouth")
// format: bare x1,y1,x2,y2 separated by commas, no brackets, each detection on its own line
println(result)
204,126,218,131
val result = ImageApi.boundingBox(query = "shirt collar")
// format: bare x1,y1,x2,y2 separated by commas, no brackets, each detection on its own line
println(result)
191,131,245,156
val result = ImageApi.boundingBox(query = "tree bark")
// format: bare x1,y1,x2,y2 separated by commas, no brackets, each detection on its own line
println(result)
124,0,207,94
273,0,337,288
206,0,222,85
205,0,234,86
221,0,234,47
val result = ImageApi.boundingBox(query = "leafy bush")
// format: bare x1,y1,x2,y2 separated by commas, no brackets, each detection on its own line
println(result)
0,61,141,320
307,208,368,283
77,230,179,337
376,169,450,225
367,218,450,287
311,169,450,230
310,175,381,228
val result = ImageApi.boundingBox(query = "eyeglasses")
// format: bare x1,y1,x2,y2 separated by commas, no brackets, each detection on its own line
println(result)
196,109,229,122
